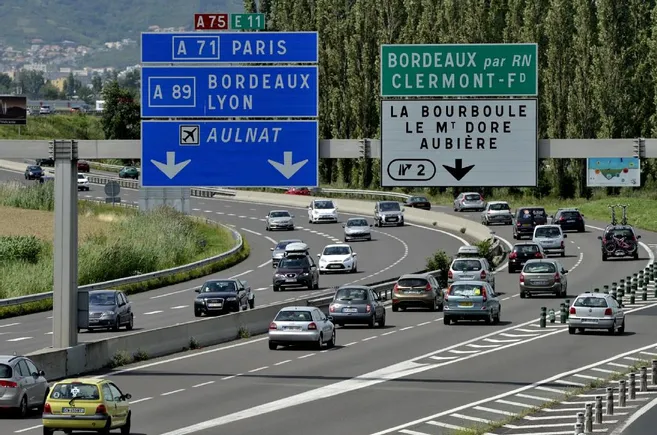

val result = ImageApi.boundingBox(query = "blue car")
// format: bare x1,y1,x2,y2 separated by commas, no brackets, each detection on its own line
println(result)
443,281,501,325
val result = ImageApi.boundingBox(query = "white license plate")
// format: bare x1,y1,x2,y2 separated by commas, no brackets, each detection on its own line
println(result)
532,281,548,285
461,276,474,280
582,319,598,323
285,326,302,331
343,308,358,313
62,407,85,414
615,251,624,256
208,303,222,308
285,278,297,282
567,220,575,223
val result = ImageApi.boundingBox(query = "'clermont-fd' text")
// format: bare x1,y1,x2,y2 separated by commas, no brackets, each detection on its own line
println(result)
389,103,529,150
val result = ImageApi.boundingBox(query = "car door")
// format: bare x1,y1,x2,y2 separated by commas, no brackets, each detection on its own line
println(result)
15,360,36,405
487,284,501,313
100,384,117,421
368,290,382,317
555,261,568,289
241,279,253,303
308,255,318,281
24,359,46,406
482,259,495,286
609,297,625,323
107,382,129,425
317,309,333,336
308,202,314,220
235,281,247,307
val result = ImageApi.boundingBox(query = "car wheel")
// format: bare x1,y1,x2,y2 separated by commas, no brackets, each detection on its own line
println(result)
16,395,28,418
397,222,404,226
273,286,280,292
617,319,626,335
568,327,576,334
633,252,639,260
520,291,526,299
327,330,336,348
368,315,377,328
351,263,357,273
602,253,608,261
194,308,203,317
392,305,399,312
378,314,386,328
430,298,439,312
344,237,349,242
443,316,451,325
268,341,278,350
313,279,319,290
99,418,112,435
120,412,131,435
366,235,372,241
494,309,501,324
126,314,134,330
485,311,494,324
42,428,54,435
249,299,255,309
508,267,515,274
561,251,565,257
112,318,120,331
315,334,323,350
608,321,616,335
265,226,269,231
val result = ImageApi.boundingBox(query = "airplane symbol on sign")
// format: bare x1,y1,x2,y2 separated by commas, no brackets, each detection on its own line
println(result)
179,125,200,146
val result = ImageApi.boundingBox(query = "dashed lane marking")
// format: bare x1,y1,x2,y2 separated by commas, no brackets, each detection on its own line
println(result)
142,310,163,315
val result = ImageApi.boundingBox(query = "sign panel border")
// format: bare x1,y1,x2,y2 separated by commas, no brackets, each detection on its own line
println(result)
379,98,539,188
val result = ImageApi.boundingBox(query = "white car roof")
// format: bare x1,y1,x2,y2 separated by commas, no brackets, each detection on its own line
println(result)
534,225,561,230
269,210,290,214
323,244,350,249
312,199,335,204
487,201,509,205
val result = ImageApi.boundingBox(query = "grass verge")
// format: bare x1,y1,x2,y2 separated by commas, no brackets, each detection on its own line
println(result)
449,359,651,435
0,114,104,140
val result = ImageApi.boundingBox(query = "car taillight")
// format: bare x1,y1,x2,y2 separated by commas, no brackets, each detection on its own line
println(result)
425,283,432,292
393,284,399,294
516,222,522,227
481,288,488,302
448,270,453,279
95,404,107,415
307,322,317,330
44,403,52,414
604,308,613,316
577,216,582,220
519,273,525,283
366,305,371,312
480,270,486,279
329,305,335,312
559,217,565,221
269,322,277,330
535,252,543,258
0,380,17,388
509,252,517,259
554,273,560,283
569,307,576,315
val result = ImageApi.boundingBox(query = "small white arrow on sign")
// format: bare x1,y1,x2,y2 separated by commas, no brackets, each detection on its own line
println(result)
268,152,308,179
151,152,191,179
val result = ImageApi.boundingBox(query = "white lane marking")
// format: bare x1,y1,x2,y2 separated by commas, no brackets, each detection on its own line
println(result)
0,322,20,328
381,331,396,336
535,386,567,394
298,353,315,359
142,311,163,315
400,326,414,331
516,393,551,401
425,422,465,430
14,425,43,433
265,236,277,244
170,305,188,310
221,374,242,380
240,228,262,236
44,332,53,335
161,389,185,396
362,336,377,341
451,413,493,424
7,337,32,342
483,338,521,343
204,210,213,213
248,366,268,373
496,399,534,408
255,287,268,291
130,397,153,404
400,430,433,435
499,332,539,338
229,270,252,279
466,343,499,349
257,259,272,268
448,349,479,354
192,381,215,388
417,321,431,326
591,367,615,374
274,360,291,366
573,373,604,381
473,406,515,416
554,379,585,387
150,286,197,299
610,396,657,435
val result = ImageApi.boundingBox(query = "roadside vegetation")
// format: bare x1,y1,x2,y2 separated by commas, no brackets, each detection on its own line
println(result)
0,114,104,140
427,239,499,289
0,181,250,318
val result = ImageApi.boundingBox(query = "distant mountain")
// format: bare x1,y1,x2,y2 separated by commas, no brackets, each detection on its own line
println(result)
0,0,244,48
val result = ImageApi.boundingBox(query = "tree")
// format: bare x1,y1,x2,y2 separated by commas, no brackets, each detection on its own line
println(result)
118,69,140,95
0,73,12,93
41,83,61,100
76,86,96,105
17,70,46,98
244,0,258,13
91,74,103,94
100,81,140,140
66,72,76,97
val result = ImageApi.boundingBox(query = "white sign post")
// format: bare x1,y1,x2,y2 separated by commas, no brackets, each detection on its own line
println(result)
381,99,537,187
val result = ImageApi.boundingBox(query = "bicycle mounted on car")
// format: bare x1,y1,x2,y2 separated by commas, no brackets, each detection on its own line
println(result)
598,205,641,261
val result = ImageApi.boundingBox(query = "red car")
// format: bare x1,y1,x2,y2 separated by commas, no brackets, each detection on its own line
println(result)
77,160,90,172
285,187,311,196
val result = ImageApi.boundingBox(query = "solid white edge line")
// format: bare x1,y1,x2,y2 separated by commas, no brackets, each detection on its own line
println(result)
609,396,657,435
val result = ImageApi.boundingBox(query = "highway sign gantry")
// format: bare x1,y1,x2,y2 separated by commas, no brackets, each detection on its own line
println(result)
140,65,318,118
380,99,538,187
141,120,318,187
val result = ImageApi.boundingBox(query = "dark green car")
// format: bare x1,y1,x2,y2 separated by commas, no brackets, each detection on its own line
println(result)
119,166,140,179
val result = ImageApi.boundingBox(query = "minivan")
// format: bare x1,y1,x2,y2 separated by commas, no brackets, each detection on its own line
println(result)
513,206,548,239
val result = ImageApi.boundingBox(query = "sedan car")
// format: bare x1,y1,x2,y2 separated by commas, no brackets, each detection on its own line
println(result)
552,208,586,232
328,286,386,327
77,173,90,191
454,192,485,212
269,306,335,350
568,292,625,335
77,160,90,172
318,244,357,273
481,201,513,225
519,259,568,298
308,199,338,223
0,355,48,417
193,279,254,316
443,281,501,325
24,165,43,180
118,166,139,179
265,210,295,231
343,217,372,242
85,290,133,331
404,196,431,210
42,378,132,435
392,273,443,312
270,239,303,268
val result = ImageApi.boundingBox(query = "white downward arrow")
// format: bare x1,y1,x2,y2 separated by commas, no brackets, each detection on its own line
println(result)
151,152,191,179
268,152,308,179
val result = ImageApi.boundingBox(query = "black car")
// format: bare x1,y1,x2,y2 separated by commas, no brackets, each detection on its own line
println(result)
552,208,585,232
512,206,548,239
404,196,431,210
36,157,54,167
508,242,545,273
194,279,254,317
599,226,641,261
24,165,43,180
273,253,320,291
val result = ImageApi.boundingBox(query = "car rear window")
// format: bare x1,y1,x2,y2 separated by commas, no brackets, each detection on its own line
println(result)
516,208,546,222
534,227,562,238
605,229,634,239
397,278,428,288
275,310,313,321
523,262,556,273
489,203,510,211
560,211,580,218
451,260,482,271
515,244,539,254
465,194,481,201
574,297,608,308
50,383,100,400
334,288,368,301
0,364,11,378
449,285,485,296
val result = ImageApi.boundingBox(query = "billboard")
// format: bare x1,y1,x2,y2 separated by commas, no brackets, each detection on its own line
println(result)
0,95,27,125
586,157,640,187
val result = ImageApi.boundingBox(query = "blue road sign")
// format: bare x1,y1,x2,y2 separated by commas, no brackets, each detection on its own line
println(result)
141,66,318,118
141,120,318,187
141,31,318,64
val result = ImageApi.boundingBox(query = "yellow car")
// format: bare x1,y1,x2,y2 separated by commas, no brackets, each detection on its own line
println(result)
42,377,132,435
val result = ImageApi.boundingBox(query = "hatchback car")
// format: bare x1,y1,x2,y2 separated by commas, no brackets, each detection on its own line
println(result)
273,243,319,291
533,225,567,256
453,192,485,212
600,225,641,261
270,239,303,268
268,306,335,350
85,290,133,331
118,166,139,179
0,355,48,417
24,165,43,180
42,378,132,435
193,279,254,317
77,160,90,172
448,257,495,289
519,259,568,298
265,210,295,231
343,217,372,242
308,199,338,223
329,286,386,327
568,292,625,335
552,208,585,232
77,173,90,191
318,244,357,273
508,242,546,273
481,201,513,225
392,273,443,312
374,201,405,227
443,281,501,325
513,206,548,239
404,196,431,210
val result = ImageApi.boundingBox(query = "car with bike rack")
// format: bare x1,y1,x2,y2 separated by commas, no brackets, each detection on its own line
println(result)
599,205,641,261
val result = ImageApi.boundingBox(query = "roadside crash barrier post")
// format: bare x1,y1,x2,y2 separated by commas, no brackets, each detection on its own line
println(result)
565,300,571,319
606,387,614,415
630,289,636,304
633,273,638,283
603,285,609,294
540,307,547,328
576,412,584,427
594,287,600,293
619,380,626,407
629,373,636,399
584,403,593,432
594,396,603,424
652,360,657,385
626,276,632,293
560,303,567,323
640,367,648,392
642,283,647,301
548,308,556,323
612,281,618,291
574,422,583,435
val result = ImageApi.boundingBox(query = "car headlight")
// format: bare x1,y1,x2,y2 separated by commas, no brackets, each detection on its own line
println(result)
300,272,309,276
101,311,115,318
226,297,237,301
319,258,327,264
343,258,352,263
275,273,285,277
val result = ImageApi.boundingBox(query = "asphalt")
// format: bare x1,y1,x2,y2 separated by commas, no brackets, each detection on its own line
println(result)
621,398,657,435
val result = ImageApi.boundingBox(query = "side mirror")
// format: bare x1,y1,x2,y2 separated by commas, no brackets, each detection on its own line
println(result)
581,214,585,217
369,224,373,227
195,288,200,293
352,253,357,257
291,215,295,218
401,207,405,212
637,235,642,239
38,370,45,377
270,247,274,251
563,234,568,238
123,393,132,400
562,269,568,274
308,206,311,209
265,215,269,218
379,293,387,301
327,316,333,321
597,236,602,240
317,253,321,257
242,281,248,288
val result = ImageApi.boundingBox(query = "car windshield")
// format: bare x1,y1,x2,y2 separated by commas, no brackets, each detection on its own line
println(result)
380,202,400,211
323,246,350,256
523,262,556,273
0,364,11,378
275,310,313,321
347,219,367,227
314,201,334,209
574,297,608,308
535,227,561,238
77,174,85,179
449,285,485,296
334,288,369,301
397,278,428,288
50,383,100,400
465,194,481,201
606,229,634,240
278,258,308,268
451,259,482,271
89,293,115,306
275,241,299,250
269,211,290,218
27,166,40,171
489,203,510,211
201,281,236,293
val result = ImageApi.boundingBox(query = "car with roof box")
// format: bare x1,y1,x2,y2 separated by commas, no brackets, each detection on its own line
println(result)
443,281,501,325
329,285,386,327
513,206,548,239
552,208,585,232
568,291,625,335
456,246,480,258
508,242,546,273
391,273,443,312
448,257,495,289
374,201,405,227
481,201,513,225
519,259,568,298
270,239,303,268
0,355,48,417
272,243,319,291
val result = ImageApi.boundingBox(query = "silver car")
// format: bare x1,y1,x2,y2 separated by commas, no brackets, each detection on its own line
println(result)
85,290,134,331
265,210,295,231
0,355,49,417
448,257,496,289
568,292,625,335
270,239,303,268
268,306,336,350
343,217,372,242
481,201,513,225
454,192,485,212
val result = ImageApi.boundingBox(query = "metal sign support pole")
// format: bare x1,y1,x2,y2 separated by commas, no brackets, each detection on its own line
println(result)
52,139,79,348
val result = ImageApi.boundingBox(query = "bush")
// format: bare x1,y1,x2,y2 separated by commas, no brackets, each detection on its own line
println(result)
0,182,54,211
475,239,497,266
0,236,44,263
426,250,452,289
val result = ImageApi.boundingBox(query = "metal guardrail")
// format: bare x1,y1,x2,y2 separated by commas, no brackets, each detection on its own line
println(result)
0,200,245,308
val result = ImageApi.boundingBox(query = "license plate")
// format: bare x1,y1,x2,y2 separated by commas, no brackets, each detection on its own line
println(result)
567,220,575,223
343,308,358,313
615,251,624,256
405,290,422,294
207,303,222,308
329,264,341,268
522,223,531,227
285,326,302,331
459,302,473,307
285,278,296,282
62,407,85,414
532,280,548,285
582,319,598,323
461,276,474,280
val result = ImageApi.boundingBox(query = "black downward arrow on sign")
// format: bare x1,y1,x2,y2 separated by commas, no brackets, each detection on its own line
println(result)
442,159,475,181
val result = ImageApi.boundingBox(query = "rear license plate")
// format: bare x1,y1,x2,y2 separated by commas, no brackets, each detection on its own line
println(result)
62,407,85,414
522,223,531,227
459,302,473,307
208,303,222,308
582,319,598,323
567,220,575,223
461,276,474,280
285,326,302,331
532,280,548,285
285,278,297,282
615,251,624,256
343,308,358,313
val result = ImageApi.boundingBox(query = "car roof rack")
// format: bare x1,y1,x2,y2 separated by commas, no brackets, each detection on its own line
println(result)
607,204,629,226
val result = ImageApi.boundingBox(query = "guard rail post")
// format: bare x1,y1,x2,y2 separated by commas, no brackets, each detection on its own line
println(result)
606,387,614,415
619,279,625,299
576,412,584,427
584,403,593,433
595,396,603,424
630,288,636,304
642,280,648,301
619,380,626,407
612,282,617,292
629,372,636,399
640,367,648,392
574,422,583,435
633,273,638,284
594,287,600,293
539,307,547,328
565,299,571,319
652,360,657,386
560,303,567,323
603,284,609,294
626,276,632,294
